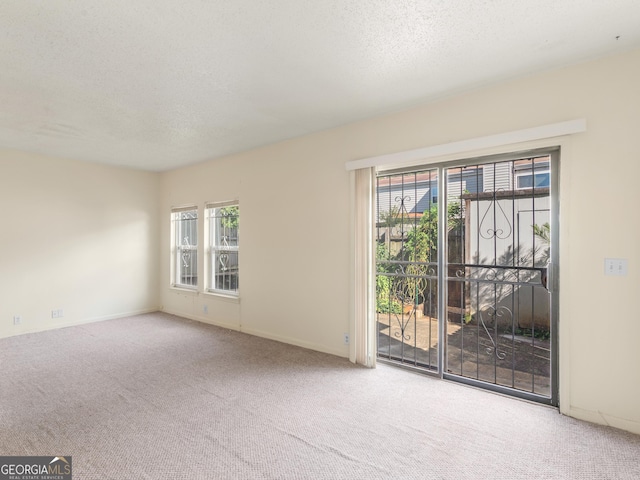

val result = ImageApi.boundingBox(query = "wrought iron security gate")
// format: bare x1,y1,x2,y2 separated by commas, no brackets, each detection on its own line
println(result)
376,169,440,371
376,150,558,405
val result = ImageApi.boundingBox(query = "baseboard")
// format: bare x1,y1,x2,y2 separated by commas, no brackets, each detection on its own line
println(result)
160,308,348,359
565,405,640,436
239,325,348,359
160,307,241,332
0,307,160,340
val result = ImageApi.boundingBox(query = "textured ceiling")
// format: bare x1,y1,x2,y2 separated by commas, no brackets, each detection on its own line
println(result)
1,1,639,171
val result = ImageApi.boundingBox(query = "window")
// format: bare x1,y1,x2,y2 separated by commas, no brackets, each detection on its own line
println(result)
172,207,198,288
514,158,550,190
516,170,550,189
206,202,239,295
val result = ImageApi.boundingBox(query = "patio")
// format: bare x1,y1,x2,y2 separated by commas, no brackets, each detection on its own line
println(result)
377,312,551,396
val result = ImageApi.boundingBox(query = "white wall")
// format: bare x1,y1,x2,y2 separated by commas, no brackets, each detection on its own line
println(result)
161,47,640,435
0,149,160,337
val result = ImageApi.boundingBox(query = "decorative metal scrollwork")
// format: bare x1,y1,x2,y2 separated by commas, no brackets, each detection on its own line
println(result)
457,265,538,284
386,195,412,238
388,262,430,342
218,253,229,272
181,236,192,268
395,195,410,206
393,317,413,341
481,266,519,283
479,189,513,240
479,306,512,360
218,235,231,271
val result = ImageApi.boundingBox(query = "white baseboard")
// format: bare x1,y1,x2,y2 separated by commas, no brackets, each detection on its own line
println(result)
565,405,640,436
0,307,160,339
160,307,348,359
160,307,241,332
239,325,348,359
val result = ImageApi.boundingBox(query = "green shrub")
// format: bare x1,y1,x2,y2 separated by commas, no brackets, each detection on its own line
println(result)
376,297,402,314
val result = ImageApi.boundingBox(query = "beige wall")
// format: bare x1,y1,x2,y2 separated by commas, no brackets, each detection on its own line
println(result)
0,149,160,337
2,48,636,435
161,48,640,435
159,140,352,354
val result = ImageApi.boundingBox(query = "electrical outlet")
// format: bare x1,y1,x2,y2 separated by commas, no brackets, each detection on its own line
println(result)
13,315,21,325
343,333,350,345
51,309,64,319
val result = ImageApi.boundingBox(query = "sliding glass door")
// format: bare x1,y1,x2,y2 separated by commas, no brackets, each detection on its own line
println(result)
375,149,558,405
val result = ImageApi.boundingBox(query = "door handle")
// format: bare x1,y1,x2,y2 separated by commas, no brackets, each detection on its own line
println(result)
541,262,552,292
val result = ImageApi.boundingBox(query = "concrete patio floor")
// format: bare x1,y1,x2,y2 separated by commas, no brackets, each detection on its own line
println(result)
377,312,551,397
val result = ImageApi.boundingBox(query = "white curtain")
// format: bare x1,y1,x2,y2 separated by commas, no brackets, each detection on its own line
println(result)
353,167,376,367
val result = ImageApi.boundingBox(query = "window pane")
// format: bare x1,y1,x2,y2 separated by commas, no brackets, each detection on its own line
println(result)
174,209,198,287
179,247,197,286
517,171,549,189
215,207,239,247
517,174,533,189
214,250,239,292
535,172,550,188
207,204,239,294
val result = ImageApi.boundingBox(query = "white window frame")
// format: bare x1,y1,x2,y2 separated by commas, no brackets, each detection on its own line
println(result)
171,206,198,289
205,201,239,297
515,169,550,190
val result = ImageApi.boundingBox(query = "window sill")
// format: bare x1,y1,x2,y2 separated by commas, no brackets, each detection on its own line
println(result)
204,290,240,303
170,285,199,294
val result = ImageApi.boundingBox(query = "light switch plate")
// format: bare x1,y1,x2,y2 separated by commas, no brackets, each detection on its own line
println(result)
604,258,628,276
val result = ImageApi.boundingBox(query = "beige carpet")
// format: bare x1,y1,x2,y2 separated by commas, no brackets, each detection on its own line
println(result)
0,312,638,479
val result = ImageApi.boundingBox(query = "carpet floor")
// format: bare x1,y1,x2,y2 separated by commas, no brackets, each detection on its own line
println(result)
0,312,638,479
